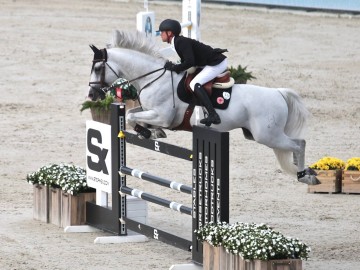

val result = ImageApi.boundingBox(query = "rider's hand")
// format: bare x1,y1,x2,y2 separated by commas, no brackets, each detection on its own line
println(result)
164,61,176,71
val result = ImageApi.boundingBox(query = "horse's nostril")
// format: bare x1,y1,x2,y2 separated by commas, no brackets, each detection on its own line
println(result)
88,94,97,101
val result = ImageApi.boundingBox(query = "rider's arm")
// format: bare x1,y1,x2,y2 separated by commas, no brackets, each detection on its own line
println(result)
172,37,196,73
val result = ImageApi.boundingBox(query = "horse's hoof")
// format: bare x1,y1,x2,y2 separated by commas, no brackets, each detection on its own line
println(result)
137,134,146,140
134,124,151,139
298,175,320,185
151,128,167,139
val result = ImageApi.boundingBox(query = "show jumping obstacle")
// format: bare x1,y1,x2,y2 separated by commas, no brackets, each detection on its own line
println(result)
136,0,200,57
86,103,230,264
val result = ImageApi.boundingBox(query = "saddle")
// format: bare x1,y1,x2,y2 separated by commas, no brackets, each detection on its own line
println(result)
174,68,235,131
184,68,235,96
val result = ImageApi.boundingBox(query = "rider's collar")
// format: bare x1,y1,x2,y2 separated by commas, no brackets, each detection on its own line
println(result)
170,36,176,52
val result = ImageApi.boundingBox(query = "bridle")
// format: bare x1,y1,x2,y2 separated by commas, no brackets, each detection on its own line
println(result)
88,46,167,100
88,47,110,96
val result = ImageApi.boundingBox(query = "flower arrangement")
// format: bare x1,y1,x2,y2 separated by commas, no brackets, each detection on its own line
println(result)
196,222,310,261
26,163,94,195
344,157,360,171
228,65,256,84
80,78,138,114
309,156,345,170
80,93,115,115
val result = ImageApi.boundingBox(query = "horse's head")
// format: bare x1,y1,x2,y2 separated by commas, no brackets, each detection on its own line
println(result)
88,45,121,101
87,45,108,101
87,31,171,102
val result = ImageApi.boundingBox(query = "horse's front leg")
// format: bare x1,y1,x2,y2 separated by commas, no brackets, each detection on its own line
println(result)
126,107,142,128
126,107,154,138
127,109,175,139
294,139,320,185
126,106,143,128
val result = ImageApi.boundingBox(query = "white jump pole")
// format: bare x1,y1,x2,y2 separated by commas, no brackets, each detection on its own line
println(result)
136,0,201,40
182,0,201,40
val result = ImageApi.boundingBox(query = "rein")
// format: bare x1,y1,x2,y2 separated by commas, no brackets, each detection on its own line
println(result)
89,47,176,109
127,67,165,87
89,48,167,101
107,66,166,107
170,70,175,108
107,64,166,91
133,68,167,105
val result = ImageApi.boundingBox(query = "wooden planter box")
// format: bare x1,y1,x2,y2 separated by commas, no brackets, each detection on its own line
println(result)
307,169,342,194
33,186,96,228
49,187,62,227
90,100,139,125
203,242,302,270
33,184,49,223
61,191,96,228
342,170,360,194
90,108,111,124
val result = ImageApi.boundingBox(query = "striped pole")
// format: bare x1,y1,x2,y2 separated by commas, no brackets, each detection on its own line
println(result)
120,186,192,215
121,130,192,161
119,166,192,194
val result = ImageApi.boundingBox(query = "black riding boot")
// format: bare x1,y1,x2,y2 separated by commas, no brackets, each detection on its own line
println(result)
194,83,221,126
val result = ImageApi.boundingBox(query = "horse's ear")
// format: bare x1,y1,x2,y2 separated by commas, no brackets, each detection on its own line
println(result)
89,44,100,53
89,44,103,60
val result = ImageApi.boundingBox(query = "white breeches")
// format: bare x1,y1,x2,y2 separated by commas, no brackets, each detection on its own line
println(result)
189,59,228,91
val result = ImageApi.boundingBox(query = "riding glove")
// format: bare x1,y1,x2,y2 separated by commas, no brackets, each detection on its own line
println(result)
164,61,177,71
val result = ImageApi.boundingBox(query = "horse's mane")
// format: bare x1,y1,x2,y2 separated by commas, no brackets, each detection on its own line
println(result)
108,30,165,60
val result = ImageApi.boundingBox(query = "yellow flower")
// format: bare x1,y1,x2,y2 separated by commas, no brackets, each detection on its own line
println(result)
309,157,345,170
345,157,360,171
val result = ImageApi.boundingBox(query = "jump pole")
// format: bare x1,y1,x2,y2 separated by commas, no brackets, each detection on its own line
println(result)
136,0,201,57
137,0,200,40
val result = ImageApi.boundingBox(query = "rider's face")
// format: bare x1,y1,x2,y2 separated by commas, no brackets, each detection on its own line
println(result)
160,31,172,43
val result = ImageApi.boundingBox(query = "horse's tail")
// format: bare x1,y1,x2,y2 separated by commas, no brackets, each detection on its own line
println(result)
280,88,310,138
274,88,310,175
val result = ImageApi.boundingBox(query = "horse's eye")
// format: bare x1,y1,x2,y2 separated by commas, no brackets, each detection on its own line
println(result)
94,66,100,72
94,63,102,72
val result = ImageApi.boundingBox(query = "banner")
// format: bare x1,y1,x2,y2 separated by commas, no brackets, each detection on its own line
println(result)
86,120,112,193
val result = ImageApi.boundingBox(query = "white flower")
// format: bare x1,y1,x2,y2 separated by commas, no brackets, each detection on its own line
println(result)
196,222,311,260
26,163,92,195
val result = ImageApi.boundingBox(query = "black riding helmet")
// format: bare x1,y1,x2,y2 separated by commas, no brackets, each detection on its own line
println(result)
158,19,181,36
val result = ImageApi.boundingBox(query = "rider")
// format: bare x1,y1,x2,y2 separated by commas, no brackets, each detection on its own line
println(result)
158,19,228,126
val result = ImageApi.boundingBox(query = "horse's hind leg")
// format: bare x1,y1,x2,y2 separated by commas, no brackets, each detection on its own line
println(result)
293,139,306,169
292,139,320,185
